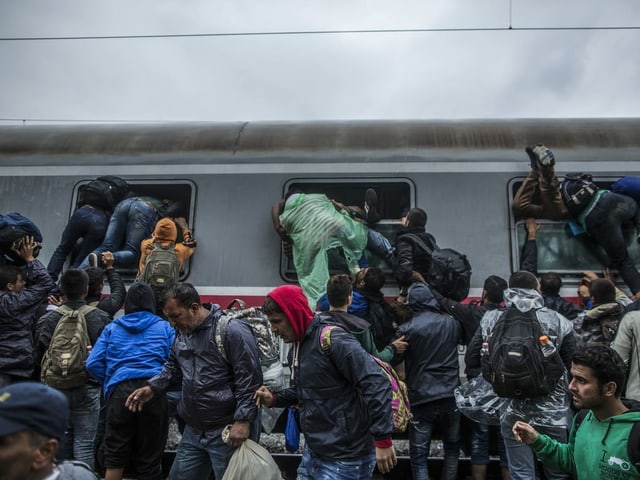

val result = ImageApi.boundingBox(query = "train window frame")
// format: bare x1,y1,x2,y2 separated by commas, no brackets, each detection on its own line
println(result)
507,175,640,288
72,178,197,281
278,178,415,283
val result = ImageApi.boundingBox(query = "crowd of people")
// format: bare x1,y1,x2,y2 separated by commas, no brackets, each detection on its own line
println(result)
1,145,640,480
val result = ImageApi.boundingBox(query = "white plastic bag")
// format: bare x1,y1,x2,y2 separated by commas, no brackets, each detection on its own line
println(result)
222,439,283,480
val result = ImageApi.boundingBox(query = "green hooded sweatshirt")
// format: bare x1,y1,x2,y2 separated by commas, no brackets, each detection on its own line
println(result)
531,408,640,479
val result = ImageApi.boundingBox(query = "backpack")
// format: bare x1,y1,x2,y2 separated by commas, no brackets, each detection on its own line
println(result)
0,212,43,264
561,173,599,217
366,299,399,351
573,399,640,473
402,233,472,301
319,324,412,433
140,241,180,297
78,176,129,210
611,176,640,202
41,304,95,390
481,307,565,399
215,299,283,389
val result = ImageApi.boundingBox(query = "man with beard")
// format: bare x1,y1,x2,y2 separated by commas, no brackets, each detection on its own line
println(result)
513,345,640,480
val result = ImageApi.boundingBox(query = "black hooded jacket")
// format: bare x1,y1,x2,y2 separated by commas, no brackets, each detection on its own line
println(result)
396,283,461,406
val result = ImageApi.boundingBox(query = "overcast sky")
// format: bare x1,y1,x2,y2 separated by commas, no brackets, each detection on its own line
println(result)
1,1,639,124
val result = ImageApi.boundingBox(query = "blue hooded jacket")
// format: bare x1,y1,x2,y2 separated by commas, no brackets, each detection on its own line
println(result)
85,283,175,399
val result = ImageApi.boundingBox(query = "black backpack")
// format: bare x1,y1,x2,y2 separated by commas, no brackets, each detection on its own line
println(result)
78,176,129,210
561,173,599,217
402,233,472,301
481,307,565,399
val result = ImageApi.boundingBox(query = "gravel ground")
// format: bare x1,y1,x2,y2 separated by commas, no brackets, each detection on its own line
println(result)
167,419,448,457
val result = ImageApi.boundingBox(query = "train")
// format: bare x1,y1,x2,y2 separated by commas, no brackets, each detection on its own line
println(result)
2,118,640,304
3,118,640,478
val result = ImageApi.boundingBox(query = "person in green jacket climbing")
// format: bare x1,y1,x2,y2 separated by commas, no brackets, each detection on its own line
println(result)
513,344,640,480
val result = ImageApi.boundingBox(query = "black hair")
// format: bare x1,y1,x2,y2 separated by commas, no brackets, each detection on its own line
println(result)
326,274,353,308
572,345,627,398
589,278,616,305
483,275,508,304
362,266,386,291
508,271,538,290
405,208,427,228
0,265,21,290
86,267,104,296
263,296,284,315
60,269,89,300
162,283,201,309
540,272,562,296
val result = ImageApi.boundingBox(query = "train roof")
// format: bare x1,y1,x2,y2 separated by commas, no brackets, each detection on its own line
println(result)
1,118,640,167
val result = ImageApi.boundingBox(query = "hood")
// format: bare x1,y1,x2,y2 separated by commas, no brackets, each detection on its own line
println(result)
113,310,159,333
152,218,177,242
267,285,314,342
407,282,440,313
124,282,156,315
322,310,370,333
585,302,623,321
503,287,544,313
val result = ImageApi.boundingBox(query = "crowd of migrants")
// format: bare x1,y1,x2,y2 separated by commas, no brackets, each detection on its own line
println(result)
1,146,640,480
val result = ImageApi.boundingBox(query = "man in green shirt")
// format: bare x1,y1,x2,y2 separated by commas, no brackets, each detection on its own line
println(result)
513,345,640,480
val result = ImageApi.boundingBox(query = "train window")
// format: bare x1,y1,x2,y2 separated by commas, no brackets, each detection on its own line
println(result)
279,178,415,283
72,179,196,281
508,176,640,285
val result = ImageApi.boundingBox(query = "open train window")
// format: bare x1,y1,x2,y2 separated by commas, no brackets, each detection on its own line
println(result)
508,176,640,287
279,178,415,283
72,178,196,281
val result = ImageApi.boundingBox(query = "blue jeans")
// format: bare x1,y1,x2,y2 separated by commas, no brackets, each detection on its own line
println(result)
167,425,235,480
47,205,110,278
366,228,395,268
502,424,570,480
586,192,640,294
60,384,101,469
409,399,460,480
470,421,508,468
297,445,376,480
79,198,158,269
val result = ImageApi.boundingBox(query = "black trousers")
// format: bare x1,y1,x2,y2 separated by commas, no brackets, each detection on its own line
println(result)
103,378,168,480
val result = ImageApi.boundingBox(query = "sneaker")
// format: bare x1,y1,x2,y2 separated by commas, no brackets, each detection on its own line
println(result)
364,188,379,223
88,253,99,268
532,144,555,168
525,146,539,171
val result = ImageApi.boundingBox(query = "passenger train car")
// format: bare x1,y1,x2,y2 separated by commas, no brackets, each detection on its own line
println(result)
2,118,640,305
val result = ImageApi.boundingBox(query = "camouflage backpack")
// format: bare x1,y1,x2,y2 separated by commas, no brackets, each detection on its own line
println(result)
319,324,412,433
214,299,283,389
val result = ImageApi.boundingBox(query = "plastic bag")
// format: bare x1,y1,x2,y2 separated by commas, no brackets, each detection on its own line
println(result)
261,406,285,434
454,376,509,426
284,407,300,452
280,193,368,306
221,439,283,480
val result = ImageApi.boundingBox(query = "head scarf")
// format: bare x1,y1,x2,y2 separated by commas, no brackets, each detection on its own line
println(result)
267,285,314,342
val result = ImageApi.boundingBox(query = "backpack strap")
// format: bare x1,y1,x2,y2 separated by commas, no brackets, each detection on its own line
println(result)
629,421,640,472
400,233,437,256
213,313,231,362
319,324,343,357
573,409,589,432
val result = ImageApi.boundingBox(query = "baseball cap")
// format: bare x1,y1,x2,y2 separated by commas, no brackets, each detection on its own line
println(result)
0,382,70,440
